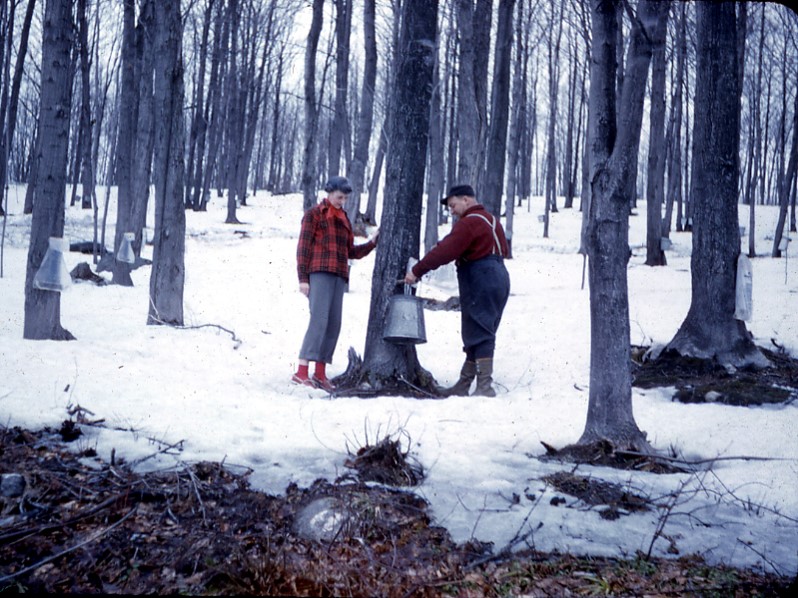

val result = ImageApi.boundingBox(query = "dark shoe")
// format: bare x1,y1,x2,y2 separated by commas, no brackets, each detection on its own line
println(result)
312,375,335,392
442,361,477,396
474,358,496,397
291,373,317,388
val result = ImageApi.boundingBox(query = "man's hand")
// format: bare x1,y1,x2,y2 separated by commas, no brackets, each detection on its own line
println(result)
369,227,380,244
299,282,309,296
404,271,418,285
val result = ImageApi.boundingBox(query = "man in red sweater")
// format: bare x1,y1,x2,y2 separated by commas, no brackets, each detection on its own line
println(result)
293,176,379,391
405,184,510,397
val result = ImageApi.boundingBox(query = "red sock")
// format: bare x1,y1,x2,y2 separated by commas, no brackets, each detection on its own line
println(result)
296,364,309,379
314,362,327,380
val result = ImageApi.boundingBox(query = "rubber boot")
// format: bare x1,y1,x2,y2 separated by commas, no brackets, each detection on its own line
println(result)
441,361,477,396
474,358,496,397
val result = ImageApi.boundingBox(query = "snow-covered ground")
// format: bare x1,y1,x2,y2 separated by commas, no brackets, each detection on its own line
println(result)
1,183,796,576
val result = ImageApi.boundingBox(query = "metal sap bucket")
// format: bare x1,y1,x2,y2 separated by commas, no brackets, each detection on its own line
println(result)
383,284,427,344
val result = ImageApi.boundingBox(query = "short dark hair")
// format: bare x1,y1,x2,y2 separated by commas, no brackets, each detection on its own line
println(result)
324,175,352,194
441,184,475,205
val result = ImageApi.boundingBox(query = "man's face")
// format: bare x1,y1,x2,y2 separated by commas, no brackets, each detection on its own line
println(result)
328,190,348,209
447,195,469,218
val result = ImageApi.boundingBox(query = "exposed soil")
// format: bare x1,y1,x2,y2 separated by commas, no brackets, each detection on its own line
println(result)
632,344,798,406
1,425,794,596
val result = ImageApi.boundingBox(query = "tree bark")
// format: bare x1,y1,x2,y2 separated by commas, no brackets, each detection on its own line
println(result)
0,0,36,217
328,0,351,178
147,0,186,327
301,0,323,211
346,0,376,227
23,0,75,341
361,0,437,386
482,0,514,218
644,3,668,266
667,2,768,369
579,0,668,450
111,0,137,286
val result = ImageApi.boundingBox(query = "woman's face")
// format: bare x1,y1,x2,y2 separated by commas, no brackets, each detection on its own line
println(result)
328,190,348,209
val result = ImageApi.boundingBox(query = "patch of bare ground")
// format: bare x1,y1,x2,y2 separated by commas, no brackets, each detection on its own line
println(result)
632,344,798,406
1,426,793,596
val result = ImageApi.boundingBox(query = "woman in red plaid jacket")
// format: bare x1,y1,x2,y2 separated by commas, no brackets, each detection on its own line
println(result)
292,176,379,391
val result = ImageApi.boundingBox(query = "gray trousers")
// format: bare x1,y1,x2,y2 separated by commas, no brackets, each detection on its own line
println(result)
299,272,346,364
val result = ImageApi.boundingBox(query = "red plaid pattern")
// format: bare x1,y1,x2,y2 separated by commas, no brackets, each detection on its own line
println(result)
297,199,376,283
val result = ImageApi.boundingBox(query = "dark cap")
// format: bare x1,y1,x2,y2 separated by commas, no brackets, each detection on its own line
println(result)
441,184,476,205
324,175,352,194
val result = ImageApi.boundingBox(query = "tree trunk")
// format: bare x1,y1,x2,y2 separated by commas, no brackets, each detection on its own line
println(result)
111,0,136,286
185,0,214,209
579,0,668,450
482,0,514,218
773,84,798,257
223,0,241,224
77,0,93,210
147,0,186,327
663,2,686,238
301,0,323,211
361,0,437,387
425,26,444,254
455,0,480,186
23,0,74,341
130,0,155,257
328,0,351,178
643,3,668,266
0,0,36,216
667,2,768,369
346,0,376,227
196,0,226,211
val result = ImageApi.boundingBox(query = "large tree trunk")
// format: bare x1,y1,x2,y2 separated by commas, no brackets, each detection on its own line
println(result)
579,0,668,450
23,0,74,341
667,2,769,370
360,0,437,387
147,0,185,327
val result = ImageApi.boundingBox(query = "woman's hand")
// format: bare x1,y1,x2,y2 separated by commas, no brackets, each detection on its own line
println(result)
403,271,418,285
299,282,309,296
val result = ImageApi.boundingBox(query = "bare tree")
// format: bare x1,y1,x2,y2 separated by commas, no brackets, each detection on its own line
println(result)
358,0,438,389
301,0,323,211
578,0,669,450
666,2,769,369
111,0,137,286
0,0,36,218
481,0,514,218
147,0,186,326
23,0,74,341
643,2,668,266
346,0,377,228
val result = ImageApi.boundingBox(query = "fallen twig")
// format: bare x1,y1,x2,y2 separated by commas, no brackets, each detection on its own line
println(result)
615,449,795,466
0,505,137,584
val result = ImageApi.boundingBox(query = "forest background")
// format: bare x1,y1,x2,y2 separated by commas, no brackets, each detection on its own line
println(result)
0,0,797,590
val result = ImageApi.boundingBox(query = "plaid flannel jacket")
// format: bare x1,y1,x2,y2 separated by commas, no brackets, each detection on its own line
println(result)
297,199,376,284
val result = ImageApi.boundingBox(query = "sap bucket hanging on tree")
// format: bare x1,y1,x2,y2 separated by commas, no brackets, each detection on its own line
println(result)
383,283,427,344
734,253,753,321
